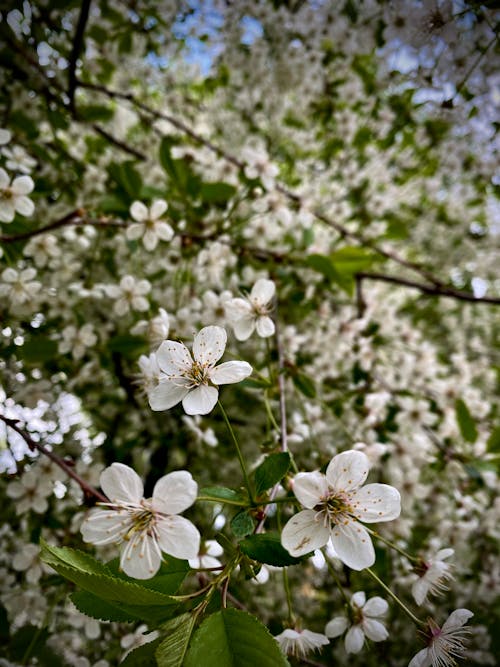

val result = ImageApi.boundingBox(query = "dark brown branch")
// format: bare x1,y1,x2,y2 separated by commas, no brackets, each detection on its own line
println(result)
0,414,108,503
92,124,146,161
67,0,93,111
357,271,500,305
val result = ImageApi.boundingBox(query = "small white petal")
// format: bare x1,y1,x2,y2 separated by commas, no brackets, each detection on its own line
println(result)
325,616,349,638
345,625,364,653
281,509,330,557
442,609,473,632
150,198,168,219
232,316,256,341
349,483,401,523
148,380,189,411
435,548,454,561
362,596,388,617
255,316,275,337
156,341,193,375
156,222,174,241
15,196,34,216
156,515,201,559
330,520,375,571
408,648,431,667
152,470,198,515
192,326,227,366
226,298,253,321
351,591,366,609
293,471,329,509
326,450,370,492
182,385,219,415
412,578,429,606
126,223,144,240
120,534,162,579
11,175,34,195
100,463,144,503
362,618,388,642
209,360,252,385
130,201,148,221
0,200,15,222
143,229,158,251
250,278,275,304
0,167,9,188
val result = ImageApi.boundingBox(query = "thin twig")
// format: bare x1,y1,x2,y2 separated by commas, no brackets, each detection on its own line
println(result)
0,414,108,503
67,0,93,111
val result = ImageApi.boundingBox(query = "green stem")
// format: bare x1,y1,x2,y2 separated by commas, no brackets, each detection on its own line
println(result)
197,495,249,507
218,401,254,503
264,392,280,432
366,528,419,563
366,568,425,627
282,568,295,625
324,554,351,606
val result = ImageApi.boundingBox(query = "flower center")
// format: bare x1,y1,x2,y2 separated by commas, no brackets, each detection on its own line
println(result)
315,492,353,527
0,187,13,200
124,503,157,540
185,360,209,387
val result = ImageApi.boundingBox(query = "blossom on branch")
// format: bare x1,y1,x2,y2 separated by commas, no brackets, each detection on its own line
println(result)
281,450,401,570
126,200,174,251
226,278,276,341
274,627,329,659
408,609,474,667
147,325,252,415
325,591,389,653
81,463,200,579
0,167,35,222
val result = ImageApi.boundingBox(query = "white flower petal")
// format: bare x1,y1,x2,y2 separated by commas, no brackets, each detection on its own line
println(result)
130,201,148,221
156,340,193,375
150,198,168,219
0,167,9,188
143,229,158,251
292,471,330,509
326,450,370,492
156,222,174,241
209,360,252,385
362,596,388,617
182,385,219,415
408,648,431,667
351,591,366,609
442,609,473,632
256,316,275,337
81,508,131,545
100,463,144,503
325,616,349,638
120,534,162,579
362,618,388,642
15,195,34,216
412,578,429,606
330,520,375,570
349,483,401,523
126,223,144,240
435,548,454,561
281,509,330,557
250,278,275,304
152,470,198,515
11,175,34,195
148,380,189,411
232,316,256,341
0,200,15,222
156,515,201,559
345,625,364,653
192,326,227,366
226,298,253,321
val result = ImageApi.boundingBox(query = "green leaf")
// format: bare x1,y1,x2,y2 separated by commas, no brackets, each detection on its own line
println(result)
291,372,316,398
108,334,149,357
184,609,290,667
230,511,255,538
78,104,115,122
120,637,162,666
200,182,236,204
108,161,142,199
330,246,378,273
455,399,478,443
155,613,196,667
305,253,337,281
199,487,249,506
106,557,190,596
487,426,500,454
239,533,303,567
70,591,139,623
254,453,291,496
19,338,58,363
40,541,177,623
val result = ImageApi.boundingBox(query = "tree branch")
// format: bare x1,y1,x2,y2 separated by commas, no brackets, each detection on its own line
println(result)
0,413,108,503
356,271,500,305
67,0,93,111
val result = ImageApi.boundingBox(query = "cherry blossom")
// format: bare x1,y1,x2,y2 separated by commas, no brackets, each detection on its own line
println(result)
274,628,329,659
281,450,401,569
412,548,454,606
81,463,200,579
408,609,474,667
148,325,252,415
0,168,35,222
0,267,41,306
105,275,151,316
126,200,174,251
226,278,276,341
325,591,388,653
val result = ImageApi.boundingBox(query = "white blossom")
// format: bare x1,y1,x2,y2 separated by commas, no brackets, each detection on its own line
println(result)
3,145,37,174
412,548,454,606
281,450,401,570
408,609,474,667
148,325,252,416
81,463,201,579
126,200,174,251
242,146,279,190
274,628,329,659
226,278,276,341
59,324,98,360
325,591,389,653
131,308,170,348
0,168,34,222
105,275,151,316
0,268,41,306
